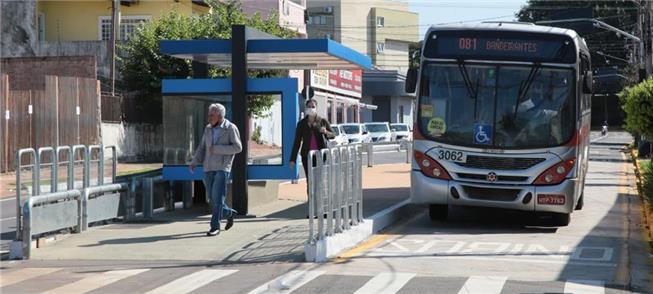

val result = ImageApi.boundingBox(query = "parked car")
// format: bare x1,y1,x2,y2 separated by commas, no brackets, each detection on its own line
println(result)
390,123,412,141
340,123,372,144
328,124,349,147
364,122,395,143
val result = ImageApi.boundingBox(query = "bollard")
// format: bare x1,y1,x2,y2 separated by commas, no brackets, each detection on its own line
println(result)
182,181,193,209
366,143,373,167
143,177,154,218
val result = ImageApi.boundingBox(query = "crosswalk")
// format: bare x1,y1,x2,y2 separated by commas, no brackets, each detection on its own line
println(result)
0,267,615,294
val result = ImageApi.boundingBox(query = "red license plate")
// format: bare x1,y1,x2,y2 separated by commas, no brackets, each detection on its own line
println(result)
537,194,566,205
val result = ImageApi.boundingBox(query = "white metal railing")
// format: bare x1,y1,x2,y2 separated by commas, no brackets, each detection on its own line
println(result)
307,144,363,243
364,139,412,167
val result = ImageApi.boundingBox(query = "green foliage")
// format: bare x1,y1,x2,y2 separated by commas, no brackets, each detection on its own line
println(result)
619,78,653,140
251,125,263,144
517,0,639,75
641,160,653,211
119,0,296,123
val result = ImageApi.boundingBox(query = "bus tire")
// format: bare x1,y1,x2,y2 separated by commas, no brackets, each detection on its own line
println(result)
536,212,570,227
429,204,448,221
575,194,584,210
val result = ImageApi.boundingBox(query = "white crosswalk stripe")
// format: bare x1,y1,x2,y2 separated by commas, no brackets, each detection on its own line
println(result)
247,270,325,294
564,280,605,294
354,272,416,294
42,268,149,294
0,268,61,287
457,276,507,294
145,269,238,294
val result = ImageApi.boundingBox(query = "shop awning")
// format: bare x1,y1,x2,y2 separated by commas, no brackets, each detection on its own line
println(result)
160,39,373,70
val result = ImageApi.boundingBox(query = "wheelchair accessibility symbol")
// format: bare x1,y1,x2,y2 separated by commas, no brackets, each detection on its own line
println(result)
474,123,492,144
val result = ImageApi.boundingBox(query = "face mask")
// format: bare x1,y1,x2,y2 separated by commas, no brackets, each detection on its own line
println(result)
305,107,317,117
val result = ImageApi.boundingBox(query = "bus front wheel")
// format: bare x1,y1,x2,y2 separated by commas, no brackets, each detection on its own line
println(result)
429,204,448,221
536,212,571,227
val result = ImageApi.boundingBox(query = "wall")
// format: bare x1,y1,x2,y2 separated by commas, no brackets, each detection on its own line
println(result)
1,56,96,90
390,96,414,124
34,41,111,78
252,100,283,147
376,40,410,72
38,0,195,41
1,1,37,57
101,122,163,162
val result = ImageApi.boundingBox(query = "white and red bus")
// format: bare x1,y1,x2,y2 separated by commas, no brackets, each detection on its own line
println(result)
405,23,593,226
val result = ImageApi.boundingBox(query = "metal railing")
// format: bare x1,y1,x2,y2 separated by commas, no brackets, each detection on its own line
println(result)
364,139,412,167
22,190,83,258
82,183,128,230
307,144,364,243
16,148,38,233
14,145,117,240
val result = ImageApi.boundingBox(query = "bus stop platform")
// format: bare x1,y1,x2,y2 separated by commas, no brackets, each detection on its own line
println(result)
27,163,414,263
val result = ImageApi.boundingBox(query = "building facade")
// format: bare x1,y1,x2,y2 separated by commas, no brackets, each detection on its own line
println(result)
306,0,418,124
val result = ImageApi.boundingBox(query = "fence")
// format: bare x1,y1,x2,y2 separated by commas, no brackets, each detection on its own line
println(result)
13,144,121,259
101,93,122,123
307,144,364,243
0,74,101,173
364,140,412,167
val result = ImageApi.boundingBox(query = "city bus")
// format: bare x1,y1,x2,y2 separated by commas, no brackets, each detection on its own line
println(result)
405,23,593,226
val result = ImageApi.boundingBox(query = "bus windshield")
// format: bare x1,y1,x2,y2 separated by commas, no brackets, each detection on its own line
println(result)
418,62,575,149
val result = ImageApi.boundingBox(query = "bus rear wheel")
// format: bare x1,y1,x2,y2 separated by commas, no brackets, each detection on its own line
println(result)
429,204,448,221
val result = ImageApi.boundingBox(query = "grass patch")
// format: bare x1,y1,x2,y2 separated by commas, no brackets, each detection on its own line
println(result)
641,159,653,212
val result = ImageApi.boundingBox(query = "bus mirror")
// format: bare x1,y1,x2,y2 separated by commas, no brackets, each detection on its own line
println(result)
405,68,418,93
583,71,593,94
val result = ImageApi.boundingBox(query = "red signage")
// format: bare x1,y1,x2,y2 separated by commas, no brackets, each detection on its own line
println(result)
328,70,362,94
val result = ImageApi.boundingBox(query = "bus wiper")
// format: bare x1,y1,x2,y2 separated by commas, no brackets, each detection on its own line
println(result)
457,60,478,99
513,63,541,119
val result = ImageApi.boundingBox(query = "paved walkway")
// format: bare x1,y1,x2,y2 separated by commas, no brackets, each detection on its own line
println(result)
29,163,410,262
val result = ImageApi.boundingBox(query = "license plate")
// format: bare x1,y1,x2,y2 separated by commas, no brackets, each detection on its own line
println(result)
435,149,467,163
537,194,566,205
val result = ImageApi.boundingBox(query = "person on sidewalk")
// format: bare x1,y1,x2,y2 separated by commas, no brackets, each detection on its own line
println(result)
189,103,242,236
289,99,335,195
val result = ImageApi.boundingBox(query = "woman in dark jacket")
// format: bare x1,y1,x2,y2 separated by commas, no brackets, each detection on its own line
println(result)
289,99,335,192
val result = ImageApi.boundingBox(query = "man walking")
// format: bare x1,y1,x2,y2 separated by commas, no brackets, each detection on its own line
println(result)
190,103,242,236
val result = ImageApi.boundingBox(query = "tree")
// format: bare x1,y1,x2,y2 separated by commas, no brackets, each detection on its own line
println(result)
119,0,296,123
619,78,653,156
517,0,639,79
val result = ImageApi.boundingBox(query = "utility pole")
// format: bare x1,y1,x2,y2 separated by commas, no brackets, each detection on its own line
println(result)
109,0,120,96
646,0,653,77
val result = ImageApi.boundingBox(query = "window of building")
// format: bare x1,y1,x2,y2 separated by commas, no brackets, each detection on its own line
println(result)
308,15,327,25
99,15,151,41
283,1,290,15
399,105,404,123
38,13,45,41
376,42,385,54
376,16,384,27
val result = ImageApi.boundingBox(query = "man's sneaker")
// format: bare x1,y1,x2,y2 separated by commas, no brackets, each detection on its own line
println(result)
207,228,220,236
225,217,234,231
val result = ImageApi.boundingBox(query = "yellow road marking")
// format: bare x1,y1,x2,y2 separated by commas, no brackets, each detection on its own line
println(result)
334,211,424,263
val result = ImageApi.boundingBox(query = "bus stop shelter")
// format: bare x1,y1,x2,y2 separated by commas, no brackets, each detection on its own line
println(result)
159,25,372,215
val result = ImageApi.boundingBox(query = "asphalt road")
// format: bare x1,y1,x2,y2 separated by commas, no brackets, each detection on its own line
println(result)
2,132,650,293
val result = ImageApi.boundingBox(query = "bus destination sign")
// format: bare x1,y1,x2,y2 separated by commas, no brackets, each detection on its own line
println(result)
424,32,576,63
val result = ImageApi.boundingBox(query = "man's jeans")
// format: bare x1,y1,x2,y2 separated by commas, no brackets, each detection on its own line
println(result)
203,171,236,231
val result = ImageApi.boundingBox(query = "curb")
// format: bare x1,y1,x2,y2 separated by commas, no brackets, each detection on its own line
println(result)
304,199,415,262
631,149,653,250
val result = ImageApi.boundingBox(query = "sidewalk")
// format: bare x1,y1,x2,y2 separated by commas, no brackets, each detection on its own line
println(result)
0,163,161,200
28,163,411,262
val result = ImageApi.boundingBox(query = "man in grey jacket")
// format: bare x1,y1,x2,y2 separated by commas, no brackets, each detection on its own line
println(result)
190,103,243,236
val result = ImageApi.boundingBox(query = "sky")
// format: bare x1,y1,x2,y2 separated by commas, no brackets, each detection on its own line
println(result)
409,0,529,38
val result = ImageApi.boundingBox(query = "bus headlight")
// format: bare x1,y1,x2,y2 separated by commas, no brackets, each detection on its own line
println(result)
534,158,575,185
415,150,451,180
